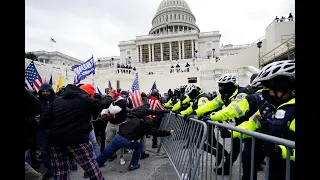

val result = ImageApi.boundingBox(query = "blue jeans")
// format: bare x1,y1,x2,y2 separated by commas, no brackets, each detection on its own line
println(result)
36,128,52,173
25,150,31,165
96,134,142,167
89,129,101,157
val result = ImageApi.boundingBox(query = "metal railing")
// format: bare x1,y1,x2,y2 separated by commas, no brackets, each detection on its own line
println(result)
157,113,295,180
157,113,207,180
196,121,295,180
260,35,295,66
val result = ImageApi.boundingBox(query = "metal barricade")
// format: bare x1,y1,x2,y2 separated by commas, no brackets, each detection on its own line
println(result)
157,113,207,180
195,120,295,180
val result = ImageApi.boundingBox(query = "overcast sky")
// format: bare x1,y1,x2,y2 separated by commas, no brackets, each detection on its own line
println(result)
25,0,295,61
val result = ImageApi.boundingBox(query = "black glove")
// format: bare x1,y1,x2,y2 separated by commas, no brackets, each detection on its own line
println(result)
220,128,231,138
183,114,194,121
201,116,211,123
263,141,282,157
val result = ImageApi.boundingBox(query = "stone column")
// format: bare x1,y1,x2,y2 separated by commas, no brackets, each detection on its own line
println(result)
148,44,151,62
178,41,181,60
152,44,155,62
140,45,143,63
191,39,194,58
195,40,199,57
160,43,163,61
169,42,172,61
182,40,185,59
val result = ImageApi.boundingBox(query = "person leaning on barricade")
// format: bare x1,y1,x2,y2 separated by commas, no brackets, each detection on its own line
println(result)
232,60,295,180
95,104,173,171
200,74,265,175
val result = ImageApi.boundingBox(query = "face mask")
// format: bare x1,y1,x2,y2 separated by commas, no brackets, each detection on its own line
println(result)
262,89,281,106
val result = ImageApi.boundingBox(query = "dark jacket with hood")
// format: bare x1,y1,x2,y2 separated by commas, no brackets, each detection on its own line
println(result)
118,104,171,141
25,89,41,151
38,83,56,117
40,84,112,146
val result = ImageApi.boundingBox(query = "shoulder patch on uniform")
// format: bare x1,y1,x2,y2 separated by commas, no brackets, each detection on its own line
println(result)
202,98,206,103
236,93,245,100
274,109,286,119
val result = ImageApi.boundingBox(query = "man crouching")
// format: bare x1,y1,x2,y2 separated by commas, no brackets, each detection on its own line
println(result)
96,103,173,171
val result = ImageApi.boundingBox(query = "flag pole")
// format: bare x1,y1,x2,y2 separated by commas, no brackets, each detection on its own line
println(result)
92,55,96,92
50,39,52,52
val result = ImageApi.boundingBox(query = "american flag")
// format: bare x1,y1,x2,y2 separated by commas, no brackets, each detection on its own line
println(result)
148,81,157,96
51,38,56,43
25,61,43,91
149,96,165,110
129,74,143,108
108,80,112,89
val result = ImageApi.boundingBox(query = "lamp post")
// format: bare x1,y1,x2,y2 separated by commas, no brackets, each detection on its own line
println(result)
257,41,262,68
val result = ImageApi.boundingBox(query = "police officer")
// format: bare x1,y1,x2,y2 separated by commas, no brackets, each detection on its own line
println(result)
204,77,264,175
171,85,191,113
180,84,209,117
194,74,248,118
233,60,295,180
163,87,181,109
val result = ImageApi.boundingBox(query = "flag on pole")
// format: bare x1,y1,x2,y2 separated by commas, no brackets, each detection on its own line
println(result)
96,87,102,95
148,81,157,96
48,74,53,86
51,38,56,43
25,61,43,91
149,96,166,110
72,56,95,84
108,80,112,89
129,74,143,108
56,75,63,92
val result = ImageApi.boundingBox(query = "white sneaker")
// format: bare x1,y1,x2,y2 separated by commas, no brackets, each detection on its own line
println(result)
120,157,125,165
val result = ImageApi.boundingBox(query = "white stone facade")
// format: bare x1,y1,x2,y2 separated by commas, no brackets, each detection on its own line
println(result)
30,50,83,66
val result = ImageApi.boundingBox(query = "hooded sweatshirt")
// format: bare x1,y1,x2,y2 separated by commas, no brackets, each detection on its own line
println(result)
40,84,112,146
38,83,56,116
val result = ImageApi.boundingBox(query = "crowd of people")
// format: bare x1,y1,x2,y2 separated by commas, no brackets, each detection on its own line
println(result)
25,60,295,180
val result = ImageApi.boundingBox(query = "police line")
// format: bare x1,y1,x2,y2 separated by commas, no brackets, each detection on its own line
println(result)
157,113,295,180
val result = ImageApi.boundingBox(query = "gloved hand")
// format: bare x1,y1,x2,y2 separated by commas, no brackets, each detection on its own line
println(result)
264,141,282,157
209,112,216,121
220,128,231,138
183,114,194,121
201,116,211,123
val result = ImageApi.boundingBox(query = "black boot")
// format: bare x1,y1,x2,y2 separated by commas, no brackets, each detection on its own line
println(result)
140,152,150,159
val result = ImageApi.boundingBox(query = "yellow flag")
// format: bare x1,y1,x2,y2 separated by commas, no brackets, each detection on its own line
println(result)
56,75,63,92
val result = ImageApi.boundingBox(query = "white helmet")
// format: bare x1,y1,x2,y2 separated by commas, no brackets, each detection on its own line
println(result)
252,60,295,85
185,84,197,95
216,74,236,84
251,80,261,88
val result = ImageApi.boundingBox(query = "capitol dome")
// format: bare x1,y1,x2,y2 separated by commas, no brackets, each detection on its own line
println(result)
149,0,200,34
